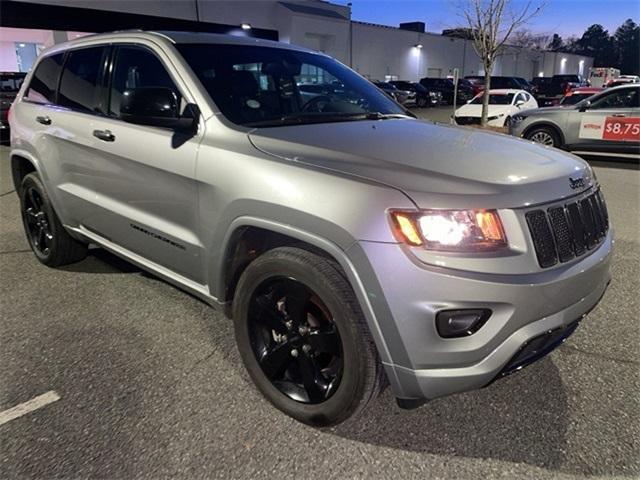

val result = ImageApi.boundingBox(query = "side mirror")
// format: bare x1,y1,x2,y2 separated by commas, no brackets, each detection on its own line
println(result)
120,87,198,131
515,100,525,107
578,100,591,112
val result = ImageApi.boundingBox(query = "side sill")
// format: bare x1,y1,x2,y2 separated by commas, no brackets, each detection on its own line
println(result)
68,224,221,308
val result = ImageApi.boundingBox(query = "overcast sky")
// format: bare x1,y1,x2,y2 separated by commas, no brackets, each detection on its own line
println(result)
333,0,639,38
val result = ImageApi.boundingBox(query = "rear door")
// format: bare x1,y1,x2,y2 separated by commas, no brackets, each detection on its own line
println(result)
84,44,205,283
15,48,103,227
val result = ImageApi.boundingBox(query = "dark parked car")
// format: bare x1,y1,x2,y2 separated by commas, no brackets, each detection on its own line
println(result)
389,80,442,107
419,77,473,104
1,72,26,142
373,81,409,104
535,74,588,106
531,77,552,96
463,76,533,94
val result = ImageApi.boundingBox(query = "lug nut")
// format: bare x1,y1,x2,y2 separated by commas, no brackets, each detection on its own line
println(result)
285,321,293,330
291,349,299,357
298,326,309,336
302,344,311,354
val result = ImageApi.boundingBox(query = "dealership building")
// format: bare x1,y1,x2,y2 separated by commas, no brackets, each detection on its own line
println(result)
1,0,593,81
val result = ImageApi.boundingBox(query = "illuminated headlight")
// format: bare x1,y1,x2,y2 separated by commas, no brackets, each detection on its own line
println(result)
429,91,441,99
390,209,508,252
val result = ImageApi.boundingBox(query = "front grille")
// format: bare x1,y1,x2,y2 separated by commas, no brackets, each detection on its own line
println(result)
455,116,480,125
526,189,609,268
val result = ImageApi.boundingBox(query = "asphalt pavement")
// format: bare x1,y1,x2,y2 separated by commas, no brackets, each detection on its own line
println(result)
0,143,638,480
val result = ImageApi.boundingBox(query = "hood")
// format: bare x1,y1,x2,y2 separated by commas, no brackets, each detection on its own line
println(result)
248,119,594,209
455,104,512,118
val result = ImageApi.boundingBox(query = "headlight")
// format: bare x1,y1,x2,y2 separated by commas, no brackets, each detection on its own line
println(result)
390,209,508,252
511,115,526,124
429,91,441,99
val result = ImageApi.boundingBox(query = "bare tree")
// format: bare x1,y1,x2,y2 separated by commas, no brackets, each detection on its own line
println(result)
511,29,550,50
460,0,543,126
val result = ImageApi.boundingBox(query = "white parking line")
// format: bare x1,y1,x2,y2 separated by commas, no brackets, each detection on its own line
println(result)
0,391,60,426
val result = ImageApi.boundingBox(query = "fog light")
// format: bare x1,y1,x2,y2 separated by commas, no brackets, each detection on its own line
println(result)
436,309,491,338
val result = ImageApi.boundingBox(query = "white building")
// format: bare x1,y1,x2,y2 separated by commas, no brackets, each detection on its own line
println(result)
1,0,593,80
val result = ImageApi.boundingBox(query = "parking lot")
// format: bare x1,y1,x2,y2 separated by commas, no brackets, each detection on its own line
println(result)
0,140,638,479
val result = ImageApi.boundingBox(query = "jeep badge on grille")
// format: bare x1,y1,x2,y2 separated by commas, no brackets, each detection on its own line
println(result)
569,176,586,190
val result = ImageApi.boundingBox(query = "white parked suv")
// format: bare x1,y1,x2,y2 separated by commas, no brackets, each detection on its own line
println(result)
9,31,612,426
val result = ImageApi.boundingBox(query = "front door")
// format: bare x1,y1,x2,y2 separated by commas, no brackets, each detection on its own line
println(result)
83,44,205,283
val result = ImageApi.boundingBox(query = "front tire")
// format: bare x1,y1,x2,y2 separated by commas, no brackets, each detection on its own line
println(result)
232,246,383,427
20,172,87,267
526,126,561,148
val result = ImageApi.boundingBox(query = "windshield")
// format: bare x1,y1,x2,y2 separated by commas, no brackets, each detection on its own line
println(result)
560,93,593,105
1,74,26,92
177,44,406,127
470,93,514,105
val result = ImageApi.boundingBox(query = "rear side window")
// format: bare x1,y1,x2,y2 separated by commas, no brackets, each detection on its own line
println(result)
58,46,107,113
25,53,64,104
109,46,180,118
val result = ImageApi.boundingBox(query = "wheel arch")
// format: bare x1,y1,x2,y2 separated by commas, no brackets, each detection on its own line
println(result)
522,121,566,146
10,150,40,195
216,217,399,369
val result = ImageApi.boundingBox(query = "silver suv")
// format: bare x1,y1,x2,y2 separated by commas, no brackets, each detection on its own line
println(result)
9,31,612,427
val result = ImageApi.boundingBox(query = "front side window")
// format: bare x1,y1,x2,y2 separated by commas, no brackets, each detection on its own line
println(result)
590,88,639,109
177,44,405,127
24,53,64,104
109,46,181,118
58,47,107,113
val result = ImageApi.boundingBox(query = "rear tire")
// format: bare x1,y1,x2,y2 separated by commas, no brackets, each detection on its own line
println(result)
232,246,384,427
19,172,87,267
525,126,561,148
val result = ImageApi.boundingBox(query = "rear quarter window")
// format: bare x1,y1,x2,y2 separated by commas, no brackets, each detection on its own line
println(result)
24,53,65,104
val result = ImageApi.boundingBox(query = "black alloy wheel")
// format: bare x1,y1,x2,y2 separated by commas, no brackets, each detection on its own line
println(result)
19,172,87,266
232,246,384,427
247,277,343,404
23,185,53,257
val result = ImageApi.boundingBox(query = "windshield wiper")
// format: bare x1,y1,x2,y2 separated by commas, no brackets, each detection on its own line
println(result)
245,111,411,127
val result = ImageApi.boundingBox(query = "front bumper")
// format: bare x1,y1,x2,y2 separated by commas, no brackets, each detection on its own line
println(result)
349,230,612,403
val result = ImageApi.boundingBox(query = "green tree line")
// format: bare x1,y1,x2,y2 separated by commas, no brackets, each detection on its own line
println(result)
547,19,639,74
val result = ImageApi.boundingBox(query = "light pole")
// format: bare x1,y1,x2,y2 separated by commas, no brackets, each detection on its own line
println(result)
348,2,353,67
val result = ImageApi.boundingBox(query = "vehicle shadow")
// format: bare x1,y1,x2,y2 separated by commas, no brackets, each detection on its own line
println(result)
60,248,142,274
331,358,589,476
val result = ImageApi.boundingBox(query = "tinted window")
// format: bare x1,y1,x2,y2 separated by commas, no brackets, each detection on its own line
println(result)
58,47,107,113
109,46,180,118
177,44,404,127
25,53,64,104
560,93,592,105
590,88,639,109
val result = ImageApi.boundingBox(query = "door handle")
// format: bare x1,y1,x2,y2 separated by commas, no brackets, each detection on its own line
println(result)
36,115,51,125
93,129,115,142
611,114,627,117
